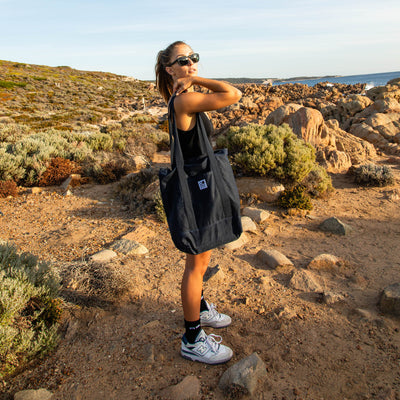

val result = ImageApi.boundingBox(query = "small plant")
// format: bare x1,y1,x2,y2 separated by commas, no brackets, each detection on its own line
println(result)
278,185,313,210
0,180,18,198
38,157,80,187
218,123,316,183
93,161,128,184
0,242,61,379
353,163,395,186
154,190,167,223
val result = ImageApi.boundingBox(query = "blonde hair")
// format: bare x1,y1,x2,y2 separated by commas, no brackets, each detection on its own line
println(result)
155,41,187,103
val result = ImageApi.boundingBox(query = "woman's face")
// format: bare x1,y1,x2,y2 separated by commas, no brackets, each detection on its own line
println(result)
166,44,198,80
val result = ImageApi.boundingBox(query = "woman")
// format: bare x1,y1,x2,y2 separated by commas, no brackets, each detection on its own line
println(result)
155,41,242,364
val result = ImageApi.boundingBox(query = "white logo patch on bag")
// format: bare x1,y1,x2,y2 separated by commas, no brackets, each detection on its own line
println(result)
198,179,208,190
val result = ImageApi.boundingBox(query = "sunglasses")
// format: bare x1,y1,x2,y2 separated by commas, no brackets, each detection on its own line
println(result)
168,53,200,67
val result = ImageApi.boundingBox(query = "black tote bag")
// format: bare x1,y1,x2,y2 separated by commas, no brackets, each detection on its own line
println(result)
159,94,242,254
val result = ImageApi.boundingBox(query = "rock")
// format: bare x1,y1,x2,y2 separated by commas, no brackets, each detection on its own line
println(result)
288,107,325,146
14,389,53,400
143,181,159,200
265,103,302,126
223,232,249,250
159,376,201,400
89,249,117,263
30,187,43,194
242,207,271,223
256,249,293,269
236,177,285,202
307,253,344,274
378,283,400,316
322,291,345,304
241,216,258,233
218,352,267,396
289,269,324,292
319,217,353,235
203,264,225,283
60,174,81,191
111,239,149,255
122,225,157,242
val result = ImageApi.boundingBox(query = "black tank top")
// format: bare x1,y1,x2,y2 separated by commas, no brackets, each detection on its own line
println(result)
177,112,214,160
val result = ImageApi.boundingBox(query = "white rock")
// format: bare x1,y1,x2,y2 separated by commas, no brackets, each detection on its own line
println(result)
242,207,270,223
241,216,258,233
289,269,324,292
256,249,293,269
89,249,118,263
111,239,149,255
14,389,53,400
236,177,285,202
223,232,249,250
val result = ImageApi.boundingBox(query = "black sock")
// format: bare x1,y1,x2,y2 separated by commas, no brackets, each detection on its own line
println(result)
200,290,209,312
184,319,201,344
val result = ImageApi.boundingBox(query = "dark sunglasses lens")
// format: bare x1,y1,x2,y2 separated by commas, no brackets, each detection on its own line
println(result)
177,58,190,66
190,53,199,63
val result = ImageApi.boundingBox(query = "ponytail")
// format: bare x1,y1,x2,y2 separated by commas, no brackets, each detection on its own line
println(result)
155,41,186,103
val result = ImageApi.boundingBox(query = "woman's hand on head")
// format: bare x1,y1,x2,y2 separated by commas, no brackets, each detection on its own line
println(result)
173,77,195,96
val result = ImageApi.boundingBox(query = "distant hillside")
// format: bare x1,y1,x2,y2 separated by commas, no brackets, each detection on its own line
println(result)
0,60,160,130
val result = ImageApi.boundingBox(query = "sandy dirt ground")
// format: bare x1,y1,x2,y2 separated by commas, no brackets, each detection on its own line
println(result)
1,156,400,400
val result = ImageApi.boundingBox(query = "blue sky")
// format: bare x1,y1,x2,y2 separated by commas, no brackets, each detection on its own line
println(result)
1,0,399,80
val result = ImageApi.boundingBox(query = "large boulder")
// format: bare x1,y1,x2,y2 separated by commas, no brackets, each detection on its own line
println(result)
264,103,302,126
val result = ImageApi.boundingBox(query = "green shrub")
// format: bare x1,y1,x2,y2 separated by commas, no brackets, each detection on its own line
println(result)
0,80,27,89
87,132,113,152
0,242,61,379
154,190,166,223
0,180,18,198
353,163,395,186
278,185,313,210
0,123,32,143
218,123,316,182
301,164,333,197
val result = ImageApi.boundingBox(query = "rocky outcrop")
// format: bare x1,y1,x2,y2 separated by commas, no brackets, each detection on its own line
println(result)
265,105,376,172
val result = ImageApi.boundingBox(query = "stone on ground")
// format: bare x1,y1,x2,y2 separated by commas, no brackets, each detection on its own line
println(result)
218,352,267,396
14,389,53,400
223,232,249,250
289,269,324,292
89,249,117,263
307,253,343,273
236,177,285,202
241,216,258,233
159,376,201,400
242,207,271,223
256,249,293,269
111,239,149,255
319,217,353,235
379,283,400,316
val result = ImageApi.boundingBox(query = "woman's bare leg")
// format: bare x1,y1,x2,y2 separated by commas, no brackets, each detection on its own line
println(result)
181,250,212,321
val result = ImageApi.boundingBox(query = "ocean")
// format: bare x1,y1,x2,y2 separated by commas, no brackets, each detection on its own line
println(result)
272,71,400,89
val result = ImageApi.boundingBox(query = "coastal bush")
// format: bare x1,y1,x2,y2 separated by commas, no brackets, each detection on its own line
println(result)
38,157,80,187
0,180,18,198
218,123,318,183
87,132,113,152
154,190,166,223
0,123,32,143
352,163,395,186
0,241,61,379
277,185,313,210
301,164,333,197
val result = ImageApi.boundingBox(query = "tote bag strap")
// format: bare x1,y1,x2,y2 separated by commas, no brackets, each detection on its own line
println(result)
168,95,198,229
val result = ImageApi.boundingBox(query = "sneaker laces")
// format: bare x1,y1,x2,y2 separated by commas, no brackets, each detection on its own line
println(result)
207,303,221,320
205,333,222,353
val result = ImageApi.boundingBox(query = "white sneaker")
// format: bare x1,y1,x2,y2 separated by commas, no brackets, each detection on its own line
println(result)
200,302,232,328
181,330,233,365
